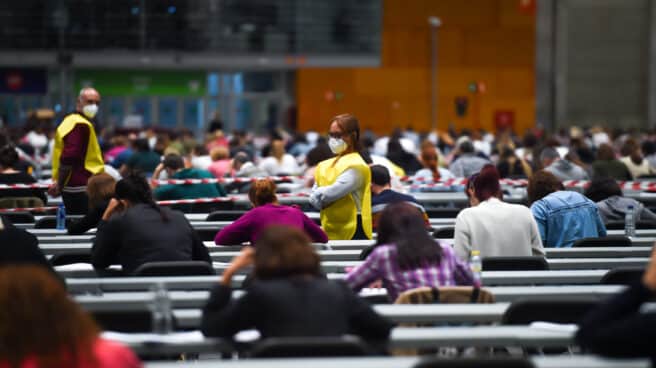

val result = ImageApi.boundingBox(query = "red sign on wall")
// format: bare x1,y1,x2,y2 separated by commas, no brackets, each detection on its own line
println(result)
494,110,515,131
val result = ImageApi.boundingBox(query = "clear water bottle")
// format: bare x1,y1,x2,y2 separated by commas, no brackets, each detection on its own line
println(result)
56,203,66,230
625,205,636,237
470,250,483,286
151,283,173,334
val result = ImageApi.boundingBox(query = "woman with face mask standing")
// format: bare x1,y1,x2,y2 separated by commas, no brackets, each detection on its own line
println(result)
309,114,372,240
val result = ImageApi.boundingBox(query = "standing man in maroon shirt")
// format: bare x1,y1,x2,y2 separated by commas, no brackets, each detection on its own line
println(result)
48,88,105,215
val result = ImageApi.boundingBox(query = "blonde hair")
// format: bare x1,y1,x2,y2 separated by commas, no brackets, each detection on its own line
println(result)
210,146,230,161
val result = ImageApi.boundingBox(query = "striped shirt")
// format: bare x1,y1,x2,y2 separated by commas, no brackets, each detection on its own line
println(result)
345,242,474,301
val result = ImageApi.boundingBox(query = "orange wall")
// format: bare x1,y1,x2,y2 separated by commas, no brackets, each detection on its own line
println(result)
297,0,535,134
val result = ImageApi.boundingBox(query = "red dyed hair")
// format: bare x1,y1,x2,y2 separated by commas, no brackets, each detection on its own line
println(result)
473,164,502,201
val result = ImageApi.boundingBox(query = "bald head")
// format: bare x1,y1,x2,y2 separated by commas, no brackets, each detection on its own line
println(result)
76,87,101,118
77,88,100,109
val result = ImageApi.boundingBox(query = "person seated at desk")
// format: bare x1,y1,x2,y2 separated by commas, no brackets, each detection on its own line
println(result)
91,172,211,275
0,265,141,368
528,170,606,248
0,216,56,278
583,176,656,224
345,202,474,302
454,165,544,262
576,246,656,361
151,153,226,200
67,172,116,235
370,164,428,230
201,226,392,340
119,138,159,177
214,179,327,245
0,143,47,206
412,142,455,183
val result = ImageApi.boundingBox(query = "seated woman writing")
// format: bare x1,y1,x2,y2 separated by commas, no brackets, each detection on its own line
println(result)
202,225,392,341
214,179,327,245
345,201,474,302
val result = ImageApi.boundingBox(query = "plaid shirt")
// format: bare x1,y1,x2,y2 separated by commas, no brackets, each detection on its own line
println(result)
345,242,474,301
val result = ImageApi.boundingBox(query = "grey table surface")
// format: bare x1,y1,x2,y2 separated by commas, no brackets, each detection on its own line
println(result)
144,355,650,368
72,284,626,310
60,268,612,285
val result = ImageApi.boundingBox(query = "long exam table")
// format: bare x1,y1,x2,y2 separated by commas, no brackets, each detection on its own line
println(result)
73,284,627,309
60,267,612,285
144,356,649,368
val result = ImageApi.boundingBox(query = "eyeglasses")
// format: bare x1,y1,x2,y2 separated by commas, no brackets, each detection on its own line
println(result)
329,131,347,139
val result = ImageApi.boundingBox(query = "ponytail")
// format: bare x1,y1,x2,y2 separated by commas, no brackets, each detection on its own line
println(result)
115,172,169,222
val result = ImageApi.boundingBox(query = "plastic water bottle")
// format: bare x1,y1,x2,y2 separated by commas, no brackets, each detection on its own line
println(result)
625,205,636,237
470,250,483,286
151,283,173,334
56,203,66,230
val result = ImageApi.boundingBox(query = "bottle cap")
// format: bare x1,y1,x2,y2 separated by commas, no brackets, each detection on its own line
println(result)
471,250,480,256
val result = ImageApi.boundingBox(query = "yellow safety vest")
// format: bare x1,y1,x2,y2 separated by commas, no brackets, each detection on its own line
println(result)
315,152,372,240
52,113,104,185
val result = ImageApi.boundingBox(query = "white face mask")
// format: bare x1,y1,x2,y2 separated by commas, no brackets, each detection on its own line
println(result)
329,137,347,154
82,104,98,119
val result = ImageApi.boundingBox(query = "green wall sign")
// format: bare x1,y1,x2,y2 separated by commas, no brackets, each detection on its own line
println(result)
74,69,206,96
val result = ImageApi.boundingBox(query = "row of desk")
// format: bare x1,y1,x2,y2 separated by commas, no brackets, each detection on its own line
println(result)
57,264,635,283
73,284,627,309
143,355,649,368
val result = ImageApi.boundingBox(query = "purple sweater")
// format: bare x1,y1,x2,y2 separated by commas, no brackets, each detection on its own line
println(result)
214,204,328,245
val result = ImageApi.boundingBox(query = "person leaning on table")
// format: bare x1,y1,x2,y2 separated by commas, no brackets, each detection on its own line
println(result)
576,245,656,361
309,113,372,240
201,225,393,340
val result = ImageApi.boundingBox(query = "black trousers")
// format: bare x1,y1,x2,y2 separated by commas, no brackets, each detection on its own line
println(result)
62,191,89,215
352,214,369,240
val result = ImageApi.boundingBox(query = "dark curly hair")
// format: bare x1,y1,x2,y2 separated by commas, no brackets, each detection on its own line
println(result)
527,170,564,205
0,144,19,169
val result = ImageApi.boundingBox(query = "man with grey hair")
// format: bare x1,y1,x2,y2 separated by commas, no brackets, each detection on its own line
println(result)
448,138,490,178
233,152,267,178
48,87,104,214
540,146,589,181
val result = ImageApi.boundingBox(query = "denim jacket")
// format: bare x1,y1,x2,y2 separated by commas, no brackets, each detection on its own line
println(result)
530,191,607,248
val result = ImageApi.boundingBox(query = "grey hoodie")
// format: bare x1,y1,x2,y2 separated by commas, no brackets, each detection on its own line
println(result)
596,195,656,223
545,159,589,181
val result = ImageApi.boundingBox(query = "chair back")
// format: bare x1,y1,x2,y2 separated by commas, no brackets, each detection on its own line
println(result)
605,220,656,230
395,286,495,305
250,336,370,358
0,211,35,224
92,310,154,332
600,267,645,285
501,298,598,325
49,253,92,266
133,261,215,277
573,236,631,247
0,196,43,209
414,357,535,368
426,208,461,218
482,256,549,271
206,210,246,221
432,227,454,239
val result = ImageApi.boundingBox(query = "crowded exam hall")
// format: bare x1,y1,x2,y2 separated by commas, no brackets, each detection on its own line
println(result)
2,0,656,367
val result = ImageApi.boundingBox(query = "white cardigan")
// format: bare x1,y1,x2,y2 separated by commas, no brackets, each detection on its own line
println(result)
453,198,544,262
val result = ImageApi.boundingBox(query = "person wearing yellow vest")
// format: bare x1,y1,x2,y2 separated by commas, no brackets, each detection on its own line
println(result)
310,114,372,240
48,88,104,214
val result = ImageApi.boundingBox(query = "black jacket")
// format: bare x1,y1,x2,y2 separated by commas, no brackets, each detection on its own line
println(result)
576,282,656,361
91,204,211,275
201,277,393,341
67,200,108,235
0,216,57,276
